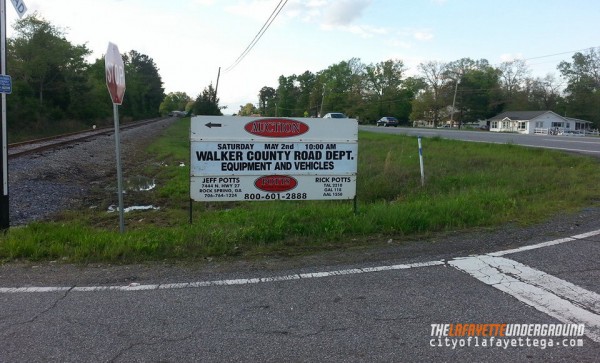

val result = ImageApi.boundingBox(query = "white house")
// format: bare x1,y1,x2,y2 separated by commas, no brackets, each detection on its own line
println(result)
485,111,593,135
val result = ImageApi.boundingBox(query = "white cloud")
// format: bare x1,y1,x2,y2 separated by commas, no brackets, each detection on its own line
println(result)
500,53,524,62
414,31,434,41
323,0,372,26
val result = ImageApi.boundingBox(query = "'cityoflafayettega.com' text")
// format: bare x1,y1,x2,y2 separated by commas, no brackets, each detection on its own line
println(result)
430,323,586,350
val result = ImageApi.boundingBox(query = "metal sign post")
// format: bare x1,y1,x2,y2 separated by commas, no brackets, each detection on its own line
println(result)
105,42,126,233
0,0,26,230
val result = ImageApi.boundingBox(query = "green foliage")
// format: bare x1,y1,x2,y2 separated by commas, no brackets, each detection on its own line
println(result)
160,92,192,116
2,120,600,263
6,14,165,140
558,48,600,125
192,83,222,115
237,103,258,116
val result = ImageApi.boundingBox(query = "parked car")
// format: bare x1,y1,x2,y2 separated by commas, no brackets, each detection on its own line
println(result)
376,116,399,127
437,124,452,128
322,112,348,119
479,124,490,131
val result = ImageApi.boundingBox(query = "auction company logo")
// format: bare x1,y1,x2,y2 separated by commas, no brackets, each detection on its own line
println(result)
244,118,309,138
254,175,298,192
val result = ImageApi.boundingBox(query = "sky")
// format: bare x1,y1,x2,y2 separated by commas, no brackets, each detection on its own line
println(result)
5,0,600,114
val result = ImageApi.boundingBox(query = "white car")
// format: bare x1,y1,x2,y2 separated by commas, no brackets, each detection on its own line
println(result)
322,112,347,119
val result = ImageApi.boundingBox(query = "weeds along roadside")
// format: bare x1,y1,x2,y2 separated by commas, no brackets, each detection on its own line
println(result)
2,118,600,263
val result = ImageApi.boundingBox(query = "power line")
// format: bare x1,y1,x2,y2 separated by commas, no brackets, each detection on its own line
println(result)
522,46,599,62
224,0,288,73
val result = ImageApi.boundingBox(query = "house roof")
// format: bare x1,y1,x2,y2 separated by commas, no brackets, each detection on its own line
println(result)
565,117,592,124
488,111,550,121
488,111,593,124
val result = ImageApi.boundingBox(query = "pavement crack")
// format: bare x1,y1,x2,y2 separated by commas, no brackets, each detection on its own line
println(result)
109,328,200,363
6,286,74,328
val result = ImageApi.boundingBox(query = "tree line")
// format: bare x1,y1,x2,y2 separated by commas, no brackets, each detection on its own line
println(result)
6,14,599,139
234,50,600,127
6,14,165,140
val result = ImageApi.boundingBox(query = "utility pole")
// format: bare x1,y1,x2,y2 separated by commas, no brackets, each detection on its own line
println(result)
214,67,220,103
319,84,325,117
450,78,460,128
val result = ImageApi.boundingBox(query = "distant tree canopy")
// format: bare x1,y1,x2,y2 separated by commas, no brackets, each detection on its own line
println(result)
6,13,164,138
159,92,192,116
253,49,600,127
6,13,600,138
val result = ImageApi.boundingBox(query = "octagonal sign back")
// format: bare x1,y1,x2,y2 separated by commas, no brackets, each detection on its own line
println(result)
105,42,126,105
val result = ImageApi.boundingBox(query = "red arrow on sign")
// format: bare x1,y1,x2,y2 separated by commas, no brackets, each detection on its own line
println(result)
105,42,126,105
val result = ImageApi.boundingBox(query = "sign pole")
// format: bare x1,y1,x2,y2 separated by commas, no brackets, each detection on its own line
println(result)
105,42,126,233
113,103,125,233
0,0,8,230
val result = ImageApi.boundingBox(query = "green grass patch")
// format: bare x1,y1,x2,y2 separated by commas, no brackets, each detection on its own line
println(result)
2,119,600,263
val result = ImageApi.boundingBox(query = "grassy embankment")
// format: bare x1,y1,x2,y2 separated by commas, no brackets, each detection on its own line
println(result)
1,118,599,263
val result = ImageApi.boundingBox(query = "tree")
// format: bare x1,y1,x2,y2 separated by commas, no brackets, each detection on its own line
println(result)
296,71,317,116
192,83,222,116
160,92,192,116
258,86,276,116
8,13,92,126
455,63,503,123
364,59,412,123
275,74,298,117
526,74,564,111
121,50,164,119
558,48,600,124
411,61,449,126
237,103,258,116
319,58,364,116
498,59,530,109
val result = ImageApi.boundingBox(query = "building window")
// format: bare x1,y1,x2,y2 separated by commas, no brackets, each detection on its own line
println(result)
518,122,526,130
535,121,544,128
491,121,498,129
551,122,564,128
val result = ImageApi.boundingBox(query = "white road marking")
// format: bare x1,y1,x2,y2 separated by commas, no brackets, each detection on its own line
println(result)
0,260,445,294
450,255,600,343
489,229,600,256
541,138,600,144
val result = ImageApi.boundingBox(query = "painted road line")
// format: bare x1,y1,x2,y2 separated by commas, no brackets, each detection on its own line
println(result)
0,260,445,294
1,228,598,294
489,228,600,256
450,255,600,343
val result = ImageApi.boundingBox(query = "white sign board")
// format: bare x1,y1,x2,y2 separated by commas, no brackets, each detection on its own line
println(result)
190,116,358,202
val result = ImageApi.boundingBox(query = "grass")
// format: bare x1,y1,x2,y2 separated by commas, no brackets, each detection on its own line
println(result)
2,118,600,263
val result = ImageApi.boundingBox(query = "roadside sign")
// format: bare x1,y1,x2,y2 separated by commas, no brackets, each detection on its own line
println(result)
10,0,27,18
0,74,11,94
190,116,358,202
104,42,126,105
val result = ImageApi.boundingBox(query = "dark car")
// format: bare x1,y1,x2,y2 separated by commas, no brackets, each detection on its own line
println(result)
376,116,399,127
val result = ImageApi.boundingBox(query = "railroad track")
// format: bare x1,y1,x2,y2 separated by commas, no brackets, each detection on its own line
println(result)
7,117,169,158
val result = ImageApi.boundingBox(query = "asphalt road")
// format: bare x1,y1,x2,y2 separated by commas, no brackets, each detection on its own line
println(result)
1,126,599,362
360,125,600,156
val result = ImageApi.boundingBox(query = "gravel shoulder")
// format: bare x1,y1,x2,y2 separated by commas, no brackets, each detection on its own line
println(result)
2,119,600,286
8,118,177,225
